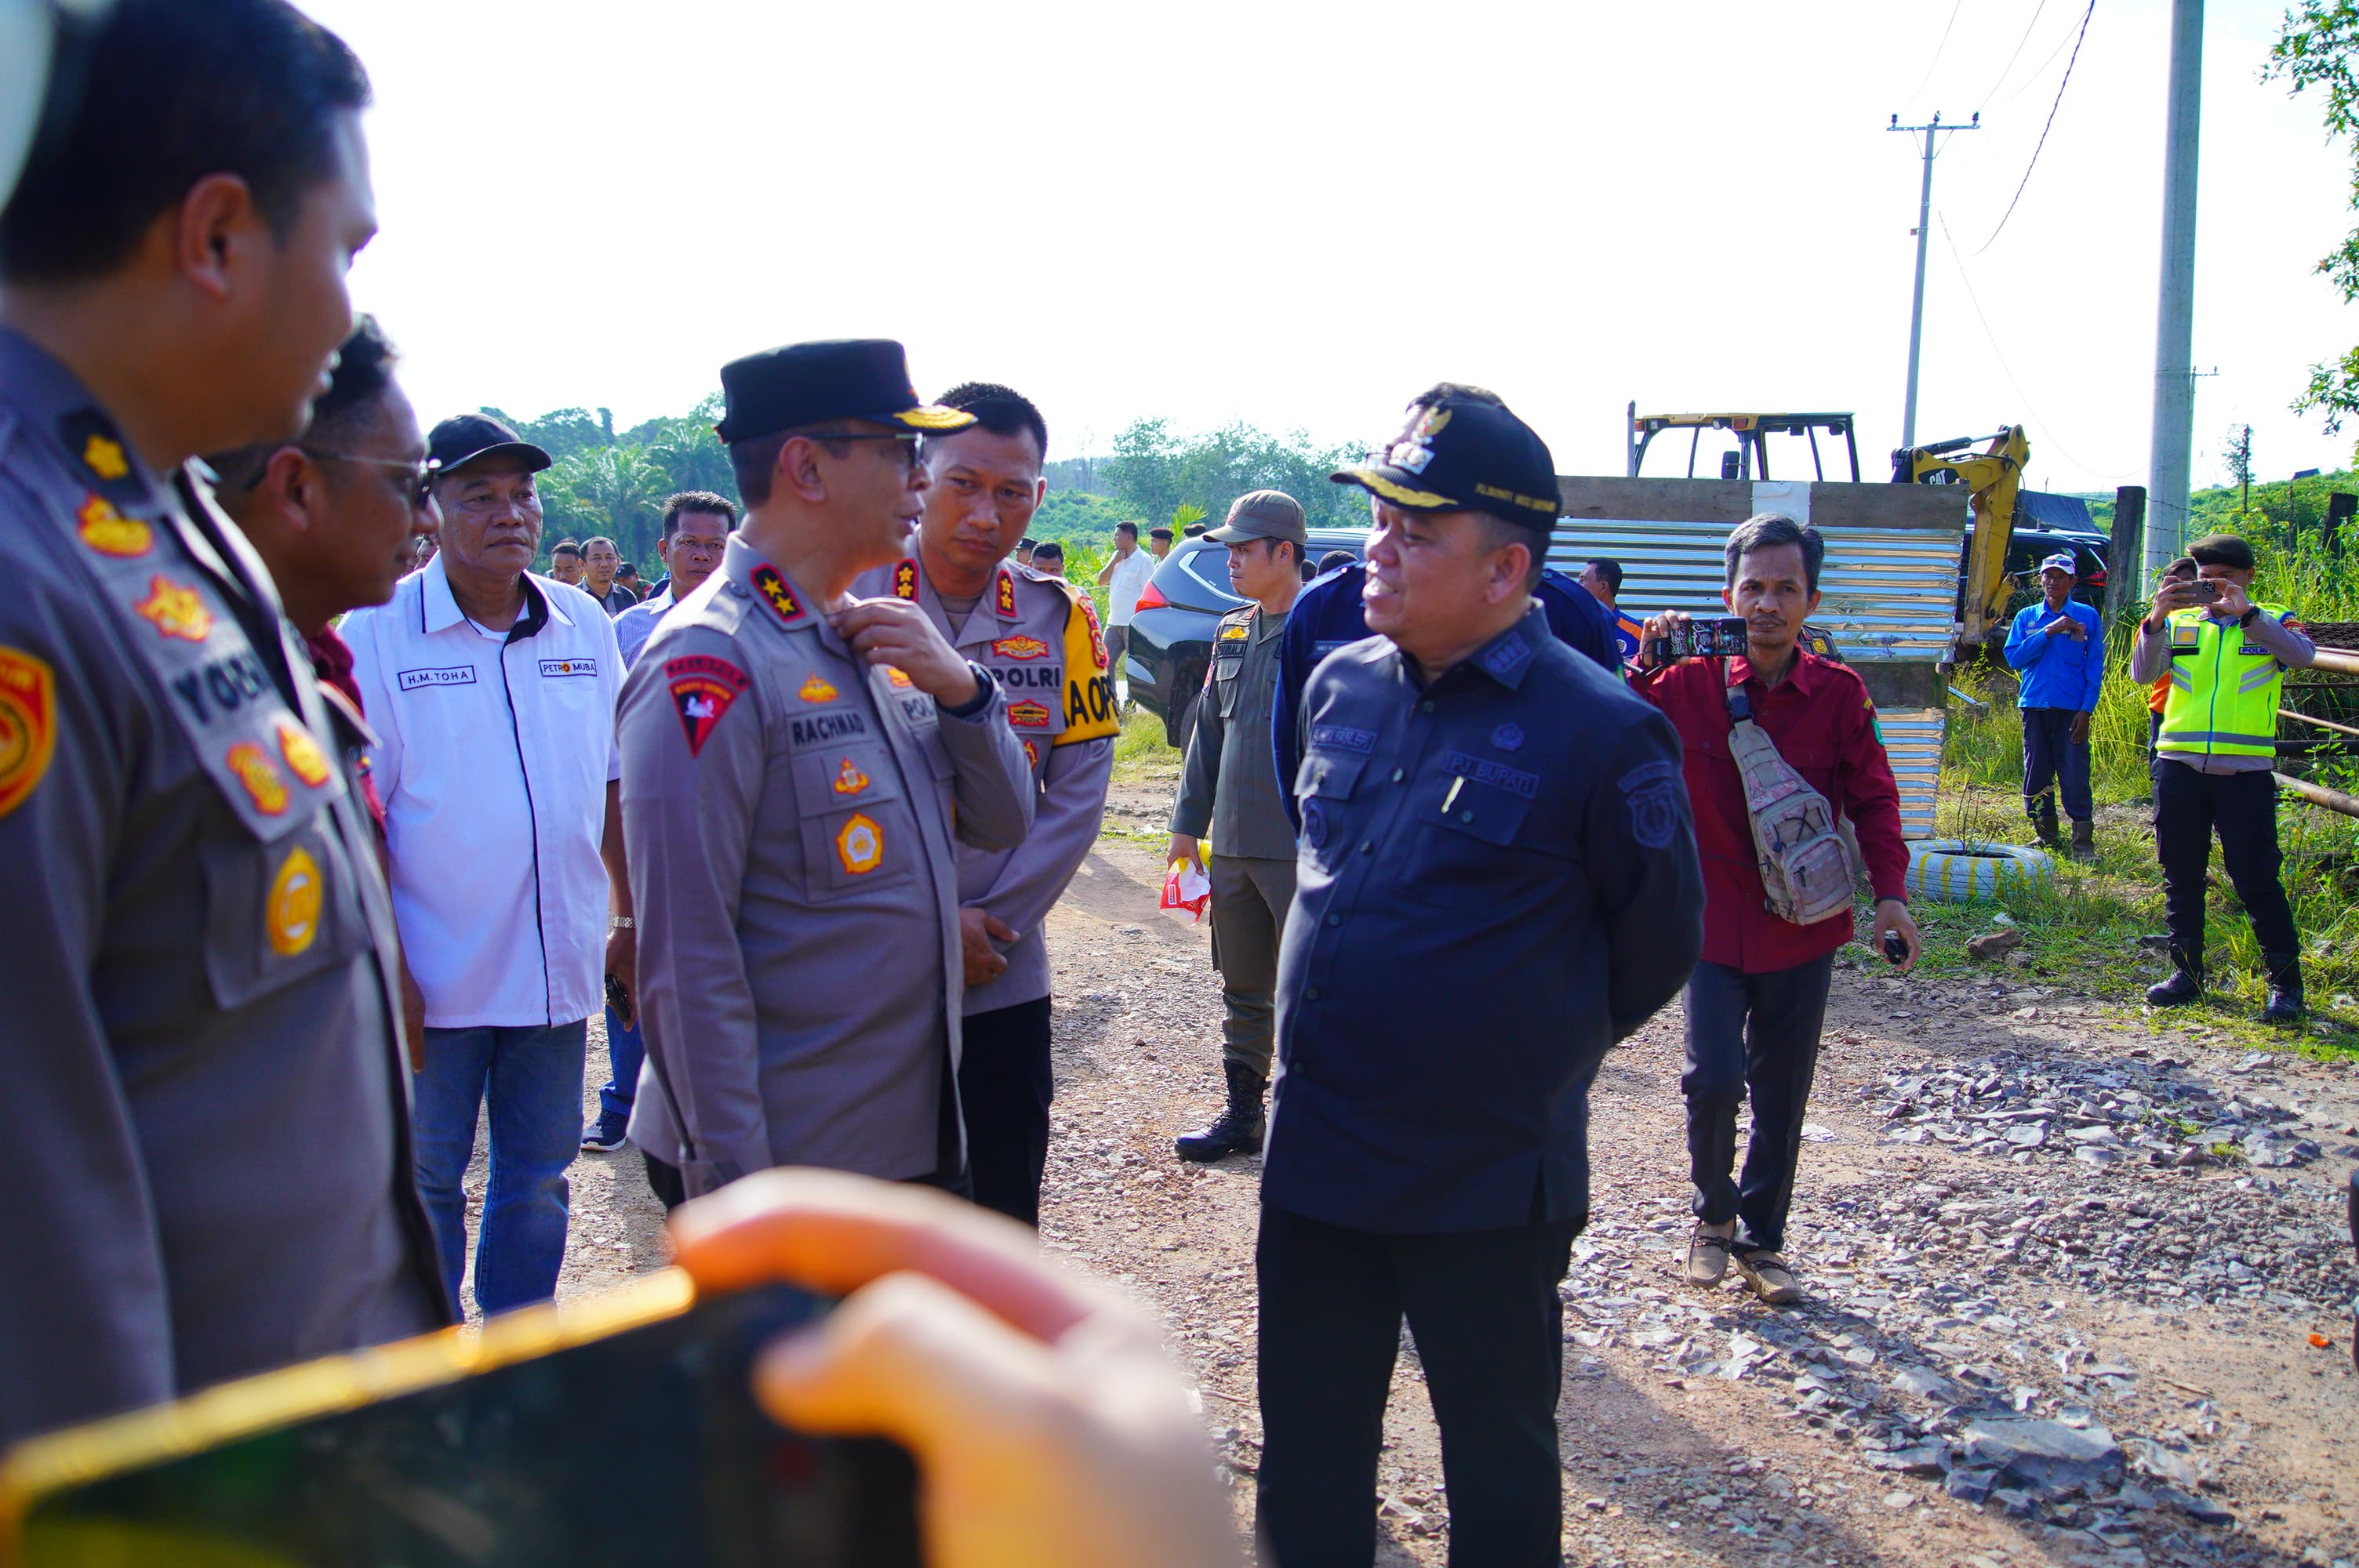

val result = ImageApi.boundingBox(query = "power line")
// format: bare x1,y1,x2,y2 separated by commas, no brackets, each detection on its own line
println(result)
1976,0,2048,113
1937,211,2140,481
1899,0,1968,115
1976,0,2095,254
1997,2,2088,107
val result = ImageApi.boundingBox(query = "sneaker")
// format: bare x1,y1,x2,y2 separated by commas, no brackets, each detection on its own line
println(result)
1684,1221,1735,1287
580,1115,629,1153
1734,1248,1801,1305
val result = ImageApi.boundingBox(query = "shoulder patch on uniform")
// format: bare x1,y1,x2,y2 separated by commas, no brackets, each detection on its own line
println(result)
995,568,1018,619
750,563,806,626
76,494,151,557
1619,759,1682,851
0,647,57,820
1055,583,1119,746
665,654,751,757
892,559,919,601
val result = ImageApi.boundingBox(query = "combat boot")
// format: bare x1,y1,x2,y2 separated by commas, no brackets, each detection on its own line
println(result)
2069,818,2095,863
2031,796,2061,850
2260,952,2306,1025
1176,1060,1267,1162
2145,946,2204,1007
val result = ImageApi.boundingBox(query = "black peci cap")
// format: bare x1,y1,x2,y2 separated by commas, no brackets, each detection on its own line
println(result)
428,412,552,477
2186,534,2256,572
1332,391,1561,531
714,339,976,445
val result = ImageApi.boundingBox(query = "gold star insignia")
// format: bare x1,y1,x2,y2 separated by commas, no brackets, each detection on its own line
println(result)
82,434,130,481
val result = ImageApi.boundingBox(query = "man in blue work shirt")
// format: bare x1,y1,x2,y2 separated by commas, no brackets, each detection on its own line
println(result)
1271,503,1622,830
1579,556,1647,666
1255,383,1703,1567
2003,550,2104,862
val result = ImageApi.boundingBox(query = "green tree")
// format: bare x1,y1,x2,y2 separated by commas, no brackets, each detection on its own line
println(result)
2267,6,2359,449
629,394,740,504
553,443,672,564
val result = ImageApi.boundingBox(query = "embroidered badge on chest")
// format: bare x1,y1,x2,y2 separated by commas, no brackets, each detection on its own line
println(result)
266,846,323,956
664,654,751,757
1491,722,1525,752
134,575,213,641
0,648,57,821
1008,699,1052,729
831,755,871,796
76,494,151,557
799,672,838,703
835,812,885,874
275,717,333,788
226,742,290,816
1022,738,1041,769
992,634,1049,661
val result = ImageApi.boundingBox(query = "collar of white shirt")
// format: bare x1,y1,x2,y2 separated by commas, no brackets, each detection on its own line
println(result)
419,551,574,638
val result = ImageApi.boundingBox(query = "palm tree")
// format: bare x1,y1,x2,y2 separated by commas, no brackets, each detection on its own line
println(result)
554,444,671,564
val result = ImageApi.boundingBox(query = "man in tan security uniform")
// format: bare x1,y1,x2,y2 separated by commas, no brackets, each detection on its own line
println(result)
620,339,1034,1206
0,0,447,1446
850,381,1118,1225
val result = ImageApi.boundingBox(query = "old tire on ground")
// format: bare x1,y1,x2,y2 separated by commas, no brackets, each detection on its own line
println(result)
1903,838,2054,903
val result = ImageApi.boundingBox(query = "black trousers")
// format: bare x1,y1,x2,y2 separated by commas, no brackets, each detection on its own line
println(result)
2154,760,2300,960
1255,1204,1579,1568
957,997,1056,1227
1681,953,1834,1254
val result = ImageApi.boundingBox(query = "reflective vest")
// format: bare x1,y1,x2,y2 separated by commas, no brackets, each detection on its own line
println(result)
2158,604,2292,760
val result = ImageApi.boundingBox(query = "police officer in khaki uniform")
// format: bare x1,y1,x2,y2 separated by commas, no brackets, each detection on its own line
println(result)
1168,491,1307,1162
0,0,447,1446
620,340,1034,1205
849,382,1117,1226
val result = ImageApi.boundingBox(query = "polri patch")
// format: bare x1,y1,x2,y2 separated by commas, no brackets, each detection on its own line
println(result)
1310,724,1376,754
1440,750,1539,799
665,654,751,757
0,647,57,821
1619,759,1682,851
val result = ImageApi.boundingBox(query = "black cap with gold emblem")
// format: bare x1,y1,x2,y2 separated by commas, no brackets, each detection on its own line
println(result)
714,339,977,446
1332,387,1561,532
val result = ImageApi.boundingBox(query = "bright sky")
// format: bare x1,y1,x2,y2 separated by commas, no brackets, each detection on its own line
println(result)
308,0,2357,497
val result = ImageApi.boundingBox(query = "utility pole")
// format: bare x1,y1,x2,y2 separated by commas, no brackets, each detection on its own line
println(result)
1889,110,1979,452
2146,0,2204,591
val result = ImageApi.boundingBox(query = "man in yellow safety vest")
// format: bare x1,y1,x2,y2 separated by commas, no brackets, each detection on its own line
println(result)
2128,533,2316,1022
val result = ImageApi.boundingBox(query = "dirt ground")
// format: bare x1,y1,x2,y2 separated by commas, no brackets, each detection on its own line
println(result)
450,779,2359,1567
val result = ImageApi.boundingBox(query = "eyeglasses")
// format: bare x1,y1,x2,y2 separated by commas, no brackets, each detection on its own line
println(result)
817,431,923,471
297,449,442,509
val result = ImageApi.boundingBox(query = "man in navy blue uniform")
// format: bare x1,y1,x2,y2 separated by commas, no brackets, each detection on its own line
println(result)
1256,384,1704,1566
1272,509,1622,830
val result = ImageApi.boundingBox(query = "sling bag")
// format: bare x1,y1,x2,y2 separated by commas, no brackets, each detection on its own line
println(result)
1723,662,1862,925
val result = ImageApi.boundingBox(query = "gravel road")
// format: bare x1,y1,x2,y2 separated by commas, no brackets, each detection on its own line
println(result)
460,789,2358,1566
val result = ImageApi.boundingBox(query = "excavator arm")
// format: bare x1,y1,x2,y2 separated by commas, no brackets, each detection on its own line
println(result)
1891,426,2028,645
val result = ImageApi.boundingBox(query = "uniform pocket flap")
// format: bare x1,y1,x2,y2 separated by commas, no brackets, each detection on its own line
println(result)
1297,748,1369,800
1423,788,1533,848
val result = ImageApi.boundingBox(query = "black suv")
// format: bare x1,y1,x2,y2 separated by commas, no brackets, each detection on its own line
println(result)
1124,528,1370,746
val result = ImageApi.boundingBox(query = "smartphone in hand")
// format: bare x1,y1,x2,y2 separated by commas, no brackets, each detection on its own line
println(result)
1,1274,918,1568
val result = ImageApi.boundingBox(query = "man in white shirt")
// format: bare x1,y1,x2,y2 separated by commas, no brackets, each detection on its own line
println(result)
343,413,630,1317
1096,520,1158,702
586,490,736,1154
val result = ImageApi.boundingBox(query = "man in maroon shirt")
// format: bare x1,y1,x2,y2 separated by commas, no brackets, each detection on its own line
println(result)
1633,514,1919,1305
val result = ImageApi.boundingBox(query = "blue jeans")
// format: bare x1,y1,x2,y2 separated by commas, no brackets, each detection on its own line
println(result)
598,1004,643,1129
2022,706,2093,823
413,1020,586,1316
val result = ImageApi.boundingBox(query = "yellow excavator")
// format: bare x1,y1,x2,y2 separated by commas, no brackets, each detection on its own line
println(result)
1891,425,2029,645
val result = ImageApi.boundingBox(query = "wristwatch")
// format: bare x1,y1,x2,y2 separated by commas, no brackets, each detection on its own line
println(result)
609,916,635,931
2237,607,2259,628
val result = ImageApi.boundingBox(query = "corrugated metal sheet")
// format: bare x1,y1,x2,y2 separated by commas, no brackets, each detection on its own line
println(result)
1547,517,1965,664
1874,708,1946,840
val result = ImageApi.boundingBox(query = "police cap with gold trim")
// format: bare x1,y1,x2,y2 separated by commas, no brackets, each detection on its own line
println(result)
714,339,976,445
1332,387,1561,532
